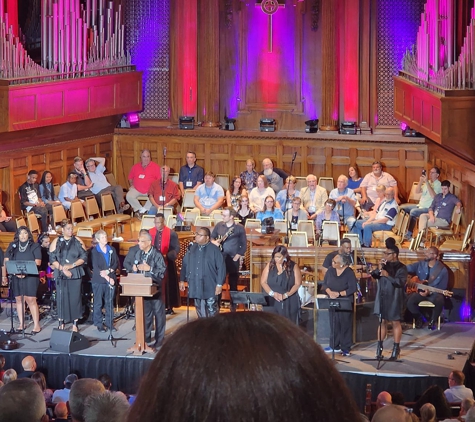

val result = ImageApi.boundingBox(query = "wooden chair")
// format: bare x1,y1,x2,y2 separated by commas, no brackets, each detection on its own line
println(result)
195,216,212,227
76,227,93,238
16,216,27,228
412,302,441,330
297,220,316,244
409,231,424,250
101,193,117,216
53,183,60,198
318,177,334,192
184,209,200,224
216,174,230,191
372,210,405,247
182,190,196,210
289,231,309,247
244,218,261,229
105,173,118,186
407,181,422,203
27,211,41,234
70,200,87,224
440,219,474,252
84,196,101,220
140,215,156,231
428,208,463,246
319,221,340,246
52,203,68,228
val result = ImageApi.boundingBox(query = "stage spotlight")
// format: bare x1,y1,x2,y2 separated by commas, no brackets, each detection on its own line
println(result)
260,118,276,132
339,121,357,135
402,126,423,137
179,116,195,130
305,119,319,133
222,117,236,131
118,113,140,128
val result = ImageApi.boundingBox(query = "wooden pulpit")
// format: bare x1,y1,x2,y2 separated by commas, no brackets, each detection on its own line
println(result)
120,273,158,355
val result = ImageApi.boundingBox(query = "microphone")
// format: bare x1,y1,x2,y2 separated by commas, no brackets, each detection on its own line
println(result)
12,244,16,248
187,241,194,251
292,151,297,162
163,147,167,157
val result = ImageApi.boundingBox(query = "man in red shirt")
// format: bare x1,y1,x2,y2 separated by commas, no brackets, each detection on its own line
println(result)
148,165,181,215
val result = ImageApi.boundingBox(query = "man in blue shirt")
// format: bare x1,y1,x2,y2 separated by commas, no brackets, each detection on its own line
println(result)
418,180,461,234
178,151,204,196
194,172,225,215
329,175,358,230
406,247,449,330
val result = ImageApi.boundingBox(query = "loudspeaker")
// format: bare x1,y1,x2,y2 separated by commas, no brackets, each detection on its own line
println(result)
50,329,90,353
179,116,195,130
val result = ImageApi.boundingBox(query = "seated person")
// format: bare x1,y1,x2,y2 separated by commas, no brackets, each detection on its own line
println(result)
85,157,130,213
256,196,284,222
406,247,449,330
0,203,16,232
300,174,328,220
351,187,398,247
329,175,357,230
39,171,61,214
148,165,181,215
444,370,474,403
276,176,300,211
193,172,225,216
59,172,82,210
239,158,259,191
236,195,255,225
284,197,308,230
226,176,248,211
249,175,275,213
71,157,94,199
260,158,287,193
315,199,340,236
18,170,48,233
360,161,399,211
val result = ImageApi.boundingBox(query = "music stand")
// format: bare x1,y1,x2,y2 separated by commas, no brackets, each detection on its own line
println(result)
317,296,353,364
230,291,267,311
6,261,39,342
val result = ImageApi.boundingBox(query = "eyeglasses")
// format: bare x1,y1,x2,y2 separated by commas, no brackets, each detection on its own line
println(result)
195,232,208,237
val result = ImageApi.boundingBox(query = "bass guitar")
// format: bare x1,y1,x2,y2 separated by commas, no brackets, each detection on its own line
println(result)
406,276,453,297
215,227,235,251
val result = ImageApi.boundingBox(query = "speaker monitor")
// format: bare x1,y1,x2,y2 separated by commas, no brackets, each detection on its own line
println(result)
50,329,90,353
260,118,276,132
179,116,195,130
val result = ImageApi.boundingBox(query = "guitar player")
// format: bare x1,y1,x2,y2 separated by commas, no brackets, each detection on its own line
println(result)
406,246,449,330
211,207,247,311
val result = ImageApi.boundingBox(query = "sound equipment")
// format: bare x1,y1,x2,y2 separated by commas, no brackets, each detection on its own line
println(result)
50,329,90,353
339,121,357,135
179,116,195,130
260,118,276,132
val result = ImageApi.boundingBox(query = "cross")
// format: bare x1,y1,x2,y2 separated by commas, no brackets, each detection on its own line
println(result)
255,0,285,53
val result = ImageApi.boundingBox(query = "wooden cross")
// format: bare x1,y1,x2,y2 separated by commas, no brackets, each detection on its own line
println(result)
256,0,285,53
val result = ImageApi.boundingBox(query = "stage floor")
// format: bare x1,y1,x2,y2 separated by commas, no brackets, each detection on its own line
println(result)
0,302,473,407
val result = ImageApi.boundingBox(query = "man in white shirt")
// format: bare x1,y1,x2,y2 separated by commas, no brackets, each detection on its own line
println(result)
300,174,328,220
360,161,399,211
445,370,474,403
59,172,81,210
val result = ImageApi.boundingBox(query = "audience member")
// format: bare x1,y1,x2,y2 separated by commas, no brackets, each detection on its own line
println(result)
236,194,255,225
18,169,49,233
360,161,398,210
97,373,112,391
0,202,16,232
240,158,259,190
84,391,129,422
260,158,287,193
284,197,307,230
371,404,413,422
0,378,48,422
226,175,247,211
376,391,392,409
351,186,398,248
69,378,105,422
59,172,82,210
315,198,340,237
39,171,62,213
178,151,204,195
321,238,353,277
18,355,37,378
419,403,436,422
72,157,94,199
85,157,129,213
2,368,17,384
445,370,474,403
466,406,475,422
329,175,357,229
148,165,181,215
348,164,363,194
400,167,441,239
180,227,226,318
127,149,161,215
413,385,452,420
54,402,69,421
300,174,328,219
256,196,284,222
193,171,225,216
249,175,275,213
418,180,462,236
407,247,449,330
127,312,361,422
52,373,78,403
275,176,300,210
31,371,53,404
457,398,475,420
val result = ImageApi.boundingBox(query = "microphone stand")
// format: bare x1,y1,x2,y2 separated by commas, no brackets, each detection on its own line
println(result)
285,152,297,246
162,147,167,217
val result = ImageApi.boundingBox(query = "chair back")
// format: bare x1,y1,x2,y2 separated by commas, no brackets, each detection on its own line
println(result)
166,215,177,229
52,203,68,227
289,231,309,247
85,196,101,220
320,221,340,246
450,207,463,234
392,210,405,234
195,216,212,227
210,210,223,223
342,233,361,249
397,212,410,238
70,200,87,223
407,182,422,203
16,216,27,229
409,231,424,250
318,177,334,192
101,193,117,216
140,215,156,231
76,228,93,238
182,190,196,209
105,173,118,186
27,211,40,234
169,173,179,184
245,218,261,229
53,183,60,198
184,209,200,224
294,177,307,192
297,220,316,244
274,219,288,234
216,174,230,191
461,220,475,251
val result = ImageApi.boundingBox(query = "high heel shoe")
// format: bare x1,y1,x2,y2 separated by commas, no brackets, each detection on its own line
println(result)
389,343,400,361
72,320,79,332
375,341,383,359
58,320,65,330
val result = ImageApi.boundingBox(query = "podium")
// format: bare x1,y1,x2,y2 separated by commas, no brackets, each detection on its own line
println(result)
120,273,158,355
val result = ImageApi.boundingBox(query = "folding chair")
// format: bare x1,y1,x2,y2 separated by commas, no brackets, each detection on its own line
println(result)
105,173,118,186
70,200,87,224
101,193,117,216
182,190,196,210
294,177,307,192
440,219,474,252
16,216,27,229
318,177,334,192
184,209,200,224
216,174,230,191
297,220,316,244
52,203,68,227
407,181,422,203
84,196,101,220
245,219,261,229
27,211,41,234
140,215,156,231
319,221,340,246
274,219,288,234
76,228,93,238
169,173,179,184
428,208,463,246
342,233,361,249
166,215,177,229
211,210,223,223
195,216,212,227
53,183,60,198
372,210,405,247
289,231,309,247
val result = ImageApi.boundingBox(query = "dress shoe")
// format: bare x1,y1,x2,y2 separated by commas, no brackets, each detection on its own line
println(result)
97,325,106,332
165,308,175,315
428,320,436,330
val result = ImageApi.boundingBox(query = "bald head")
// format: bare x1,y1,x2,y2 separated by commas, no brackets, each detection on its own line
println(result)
54,402,68,419
372,404,412,422
376,391,392,409
22,355,36,371
0,378,47,422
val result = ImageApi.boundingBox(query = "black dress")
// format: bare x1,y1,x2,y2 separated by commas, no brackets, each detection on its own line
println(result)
6,242,41,297
266,261,300,323
49,237,87,323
